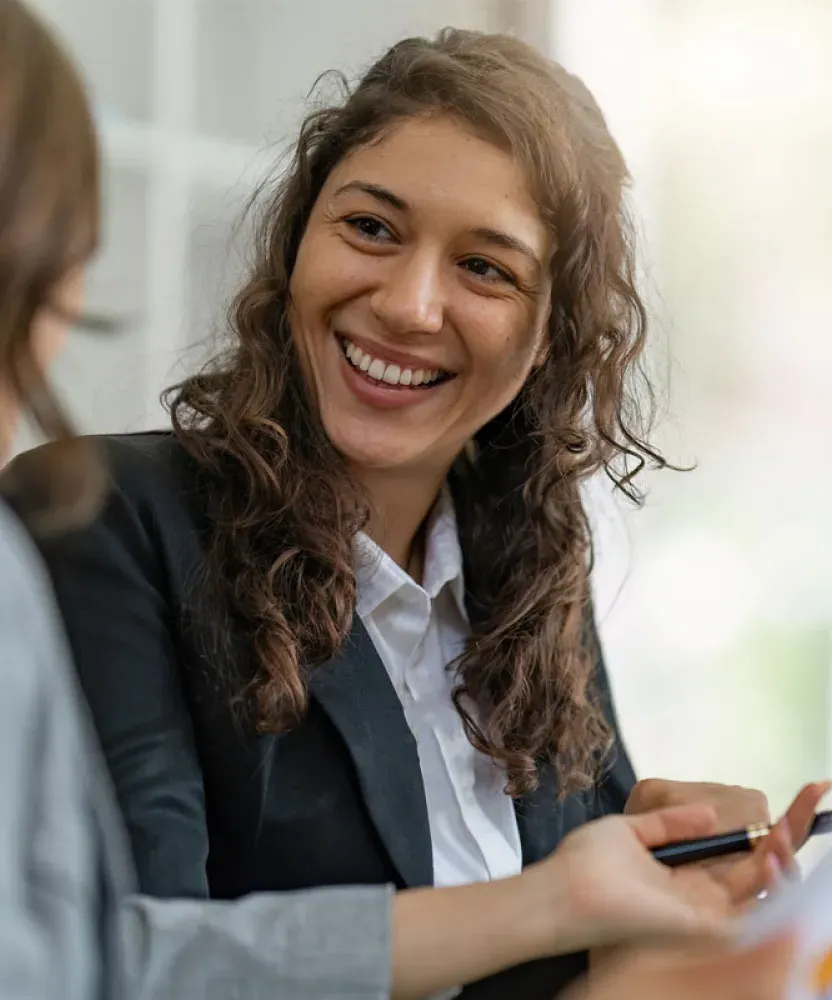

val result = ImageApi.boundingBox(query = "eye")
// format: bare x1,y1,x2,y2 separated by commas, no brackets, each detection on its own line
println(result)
460,256,515,286
345,215,396,243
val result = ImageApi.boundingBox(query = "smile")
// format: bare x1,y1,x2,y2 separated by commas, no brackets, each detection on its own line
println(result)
339,337,453,389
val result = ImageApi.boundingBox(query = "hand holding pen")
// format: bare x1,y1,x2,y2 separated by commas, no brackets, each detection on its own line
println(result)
651,782,832,870
619,778,832,915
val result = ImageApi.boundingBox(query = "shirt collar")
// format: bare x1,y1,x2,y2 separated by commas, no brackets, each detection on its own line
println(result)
354,486,467,619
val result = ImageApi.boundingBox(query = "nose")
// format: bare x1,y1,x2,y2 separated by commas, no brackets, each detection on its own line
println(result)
369,248,444,337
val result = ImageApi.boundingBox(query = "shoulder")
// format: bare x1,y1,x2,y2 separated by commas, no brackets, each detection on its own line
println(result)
97,431,200,514
1,432,209,626
100,430,195,485
6,430,205,548
7,430,196,507
98,431,209,539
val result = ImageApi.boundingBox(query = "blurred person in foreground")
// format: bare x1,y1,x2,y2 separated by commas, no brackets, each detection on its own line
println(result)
0,1,819,999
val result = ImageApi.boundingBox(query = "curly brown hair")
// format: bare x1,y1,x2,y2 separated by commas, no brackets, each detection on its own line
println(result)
167,29,667,797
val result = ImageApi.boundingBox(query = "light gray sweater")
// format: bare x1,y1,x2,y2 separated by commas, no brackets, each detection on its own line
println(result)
0,499,394,999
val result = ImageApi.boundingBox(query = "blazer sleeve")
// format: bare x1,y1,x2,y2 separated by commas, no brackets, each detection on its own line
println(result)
0,505,102,1000
120,886,394,1000
0,531,60,999
25,445,211,901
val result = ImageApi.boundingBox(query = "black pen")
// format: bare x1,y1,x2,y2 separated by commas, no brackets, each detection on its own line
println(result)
652,810,832,867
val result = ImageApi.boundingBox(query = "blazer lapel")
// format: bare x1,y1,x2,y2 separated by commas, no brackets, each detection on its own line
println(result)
516,762,620,866
308,615,434,889
515,762,573,866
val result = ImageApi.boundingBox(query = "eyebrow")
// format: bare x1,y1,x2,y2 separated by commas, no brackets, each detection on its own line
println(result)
333,181,408,212
333,181,543,271
469,227,542,272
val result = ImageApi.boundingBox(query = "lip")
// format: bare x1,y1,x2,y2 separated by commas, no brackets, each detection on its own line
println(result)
337,347,451,411
337,332,455,375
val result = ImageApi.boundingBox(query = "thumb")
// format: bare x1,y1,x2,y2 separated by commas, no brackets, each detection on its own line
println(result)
627,803,719,849
783,781,831,850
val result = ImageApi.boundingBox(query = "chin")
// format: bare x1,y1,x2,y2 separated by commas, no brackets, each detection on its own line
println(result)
333,440,416,473
323,423,420,474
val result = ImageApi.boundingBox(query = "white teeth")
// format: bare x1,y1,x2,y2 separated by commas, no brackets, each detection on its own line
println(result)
341,338,447,388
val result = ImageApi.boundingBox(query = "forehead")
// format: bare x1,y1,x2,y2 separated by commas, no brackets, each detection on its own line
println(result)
322,116,547,254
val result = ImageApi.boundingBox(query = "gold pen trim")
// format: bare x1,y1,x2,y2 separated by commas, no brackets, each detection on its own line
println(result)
747,822,771,845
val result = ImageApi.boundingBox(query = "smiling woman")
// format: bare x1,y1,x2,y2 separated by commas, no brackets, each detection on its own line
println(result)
165,32,655,801
6,25,812,1000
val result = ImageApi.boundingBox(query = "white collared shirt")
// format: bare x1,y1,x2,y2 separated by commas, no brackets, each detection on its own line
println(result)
354,492,522,888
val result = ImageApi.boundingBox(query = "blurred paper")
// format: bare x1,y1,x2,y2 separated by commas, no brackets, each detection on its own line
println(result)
739,851,832,999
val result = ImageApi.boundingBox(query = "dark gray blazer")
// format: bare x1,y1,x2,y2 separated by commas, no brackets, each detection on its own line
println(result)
15,432,637,1000
0,497,394,1000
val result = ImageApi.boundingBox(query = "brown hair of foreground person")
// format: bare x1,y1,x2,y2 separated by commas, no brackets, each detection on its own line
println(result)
0,0,106,531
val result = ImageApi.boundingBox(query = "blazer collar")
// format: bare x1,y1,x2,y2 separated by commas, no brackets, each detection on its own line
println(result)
308,615,434,889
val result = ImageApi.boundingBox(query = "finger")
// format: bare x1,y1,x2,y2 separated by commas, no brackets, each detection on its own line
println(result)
719,848,773,905
768,817,799,878
733,854,785,917
688,817,793,908
722,813,802,905
624,777,679,813
671,868,733,923
623,868,732,946
625,921,732,953
782,781,831,850
628,804,719,849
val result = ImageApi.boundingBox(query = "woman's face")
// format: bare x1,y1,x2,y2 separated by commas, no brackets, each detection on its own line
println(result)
288,115,551,478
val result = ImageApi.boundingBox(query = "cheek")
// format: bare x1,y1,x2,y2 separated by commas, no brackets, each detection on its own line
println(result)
288,240,330,369
291,231,365,319
30,311,69,371
466,309,542,395
288,243,319,320
29,267,87,372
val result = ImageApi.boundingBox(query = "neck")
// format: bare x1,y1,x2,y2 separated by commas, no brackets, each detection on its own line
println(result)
357,465,447,574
